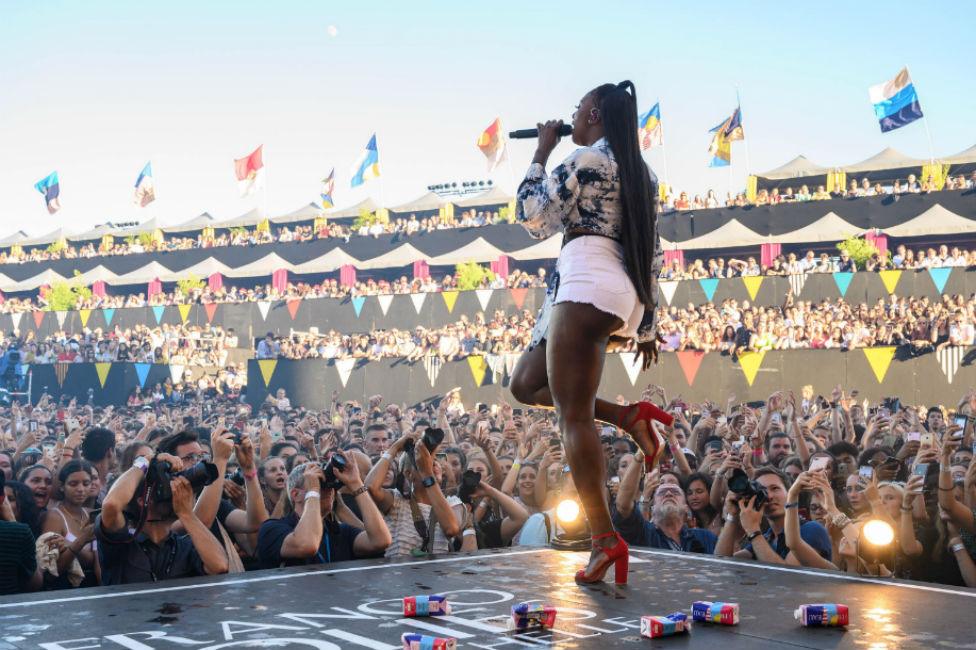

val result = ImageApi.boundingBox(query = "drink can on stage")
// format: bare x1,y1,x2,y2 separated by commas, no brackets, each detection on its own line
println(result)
691,601,739,625
510,602,557,630
640,612,690,638
401,633,456,650
402,594,451,617
795,604,849,627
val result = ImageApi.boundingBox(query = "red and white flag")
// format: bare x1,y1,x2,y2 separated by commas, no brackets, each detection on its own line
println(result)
477,118,507,172
234,145,264,197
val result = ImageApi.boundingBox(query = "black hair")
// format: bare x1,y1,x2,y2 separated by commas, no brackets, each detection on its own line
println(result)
58,459,94,485
753,465,791,490
155,430,200,456
81,427,116,463
826,441,858,459
591,80,656,306
269,441,299,457
4,480,42,537
17,464,52,483
763,431,793,453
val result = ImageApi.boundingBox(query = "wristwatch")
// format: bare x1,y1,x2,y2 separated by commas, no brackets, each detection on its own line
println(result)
745,530,763,542
350,485,368,497
421,476,436,488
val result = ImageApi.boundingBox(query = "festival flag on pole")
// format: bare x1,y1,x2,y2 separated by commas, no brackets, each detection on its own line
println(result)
133,162,156,207
234,145,265,196
34,171,61,214
708,106,744,167
638,103,663,150
350,134,380,187
320,168,335,208
869,67,924,133
477,118,507,172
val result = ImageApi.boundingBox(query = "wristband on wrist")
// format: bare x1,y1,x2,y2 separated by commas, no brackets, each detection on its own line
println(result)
133,456,150,473
725,513,737,523
784,502,800,509
349,485,368,497
243,469,258,479
951,543,966,554
900,505,914,512
380,452,392,462
304,490,321,500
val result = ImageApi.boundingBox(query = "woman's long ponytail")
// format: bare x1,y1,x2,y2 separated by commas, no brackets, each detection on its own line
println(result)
593,81,657,306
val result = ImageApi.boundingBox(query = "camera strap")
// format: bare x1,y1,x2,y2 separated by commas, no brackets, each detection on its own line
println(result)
407,492,433,555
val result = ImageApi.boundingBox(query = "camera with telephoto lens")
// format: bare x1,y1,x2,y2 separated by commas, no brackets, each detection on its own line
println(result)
320,452,347,489
727,468,768,510
403,427,445,458
148,458,219,502
457,469,482,505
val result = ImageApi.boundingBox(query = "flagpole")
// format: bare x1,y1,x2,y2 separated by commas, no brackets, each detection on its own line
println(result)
737,86,752,177
906,65,936,164
658,101,671,185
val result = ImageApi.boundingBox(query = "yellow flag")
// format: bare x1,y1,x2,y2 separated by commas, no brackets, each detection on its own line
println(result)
95,362,111,388
742,276,763,301
467,355,488,387
178,304,192,324
258,359,278,387
737,350,766,387
442,291,459,314
79,309,91,328
878,270,902,295
863,346,896,383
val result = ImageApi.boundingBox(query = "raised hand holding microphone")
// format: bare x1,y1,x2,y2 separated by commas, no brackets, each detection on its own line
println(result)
532,120,565,167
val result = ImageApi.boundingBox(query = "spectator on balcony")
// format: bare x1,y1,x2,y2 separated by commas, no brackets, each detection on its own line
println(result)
837,249,856,273
674,192,690,210
812,185,830,200
705,190,719,209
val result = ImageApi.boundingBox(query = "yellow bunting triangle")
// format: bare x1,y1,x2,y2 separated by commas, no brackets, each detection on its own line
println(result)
442,291,459,314
737,350,766,387
79,309,91,328
742,276,764,301
178,304,192,323
467,355,487,387
878,270,902,295
862,346,896,383
258,359,278,387
95,362,111,388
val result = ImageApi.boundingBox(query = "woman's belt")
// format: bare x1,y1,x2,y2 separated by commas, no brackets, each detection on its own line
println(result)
561,230,621,248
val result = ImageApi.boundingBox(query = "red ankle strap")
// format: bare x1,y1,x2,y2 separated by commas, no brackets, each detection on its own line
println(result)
591,531,617,541
616,403,638,429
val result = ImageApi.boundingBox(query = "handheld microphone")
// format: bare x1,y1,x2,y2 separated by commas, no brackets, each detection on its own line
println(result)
509,124,573,139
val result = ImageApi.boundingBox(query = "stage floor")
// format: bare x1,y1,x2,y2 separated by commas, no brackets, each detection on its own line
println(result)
1,547,973,649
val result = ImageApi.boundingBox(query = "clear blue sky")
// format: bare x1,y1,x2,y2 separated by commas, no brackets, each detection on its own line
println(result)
1,1,973,235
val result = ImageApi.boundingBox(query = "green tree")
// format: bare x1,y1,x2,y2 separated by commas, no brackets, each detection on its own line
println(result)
45,271,92,312
46,239,67,255
836,235,884,268
176,273,205,298
455,261,495,291
353,208,378,231
498,204,515,223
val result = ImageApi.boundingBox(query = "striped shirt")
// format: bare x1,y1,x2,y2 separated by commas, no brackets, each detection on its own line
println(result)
383,490,470,558
0,521,37,595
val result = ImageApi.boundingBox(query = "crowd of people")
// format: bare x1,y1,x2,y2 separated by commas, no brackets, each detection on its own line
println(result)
0,324,239,367
0,208,507,267
665,171,976,212
1,384,973,596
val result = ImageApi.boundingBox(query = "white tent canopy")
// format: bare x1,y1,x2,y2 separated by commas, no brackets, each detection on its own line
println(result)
274,203,322,225
388,192,445,215
842,147,927,174
211,208,266,230
774,212,863,245
945,144,976,165
325,197,379,219
678,220,765,250
164,212,216,233
883,204,976,238
757,155,830,180
454,186,512,208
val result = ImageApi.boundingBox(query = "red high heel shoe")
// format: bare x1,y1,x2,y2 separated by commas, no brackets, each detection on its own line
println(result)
620,401,673,471
575,531,630,586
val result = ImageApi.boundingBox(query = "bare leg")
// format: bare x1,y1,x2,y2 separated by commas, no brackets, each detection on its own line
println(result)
546,302,624,573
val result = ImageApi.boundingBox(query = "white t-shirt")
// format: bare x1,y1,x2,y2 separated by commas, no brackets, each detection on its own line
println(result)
383,490,470,558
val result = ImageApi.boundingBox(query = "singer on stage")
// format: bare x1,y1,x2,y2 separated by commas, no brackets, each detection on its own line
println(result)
510,81,674,586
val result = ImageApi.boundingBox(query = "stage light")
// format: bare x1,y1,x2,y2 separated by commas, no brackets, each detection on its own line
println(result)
862,519,894,547
556,499,580,524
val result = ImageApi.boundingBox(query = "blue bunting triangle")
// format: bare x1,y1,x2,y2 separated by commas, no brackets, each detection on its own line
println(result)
152,305,165,324
832,272,853,297
134,363,151,388
351,296,365,318
103,308,115,326
698,278,719,302
928,267,951,294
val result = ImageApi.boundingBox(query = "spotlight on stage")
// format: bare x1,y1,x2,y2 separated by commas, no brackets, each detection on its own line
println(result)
551,499,590,551
857,518,895,575
862,519,895,547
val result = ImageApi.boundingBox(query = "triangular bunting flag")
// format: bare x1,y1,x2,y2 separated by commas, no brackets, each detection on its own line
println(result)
441,291,459,314
18,363,29,378
351,296,365,318
659,280,678,306
698,278,719,302
878,270,902,295
737,350,766,387
258,301,272,320
79,309,91,328
54,362,69,387
32,311,44,328
10,312,22,331
788,273,808,298
936,346,965,384
377,294,394,316
55,311,67,329
170,364,185,383
335,357,356,388
423,355,442,387
410,293,427,314
95,362,111,388
134,362,151,388
151,305,164,324
476,289,493,311
178,304,192,324
862,346,897,383
742,276,763,301
503,352,521,377
676,350,705,386
204,303,218,323
510,287,528,310
485,353,504,382
286,299,301,320
103,308,115,327
257,359,278,387
832,272,853,297
618,352,642,386
928,267,951,294
467,355,488,387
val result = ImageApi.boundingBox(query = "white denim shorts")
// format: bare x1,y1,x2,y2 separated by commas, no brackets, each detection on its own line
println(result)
529,235,643,348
